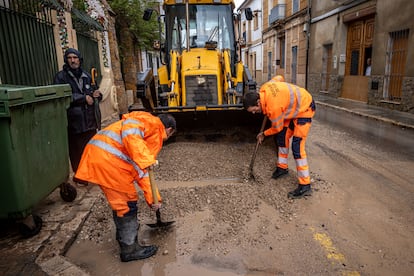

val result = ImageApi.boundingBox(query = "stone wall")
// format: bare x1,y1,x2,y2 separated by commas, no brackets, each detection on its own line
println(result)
307,73,320,94
368,76,414,114
307,73,342,98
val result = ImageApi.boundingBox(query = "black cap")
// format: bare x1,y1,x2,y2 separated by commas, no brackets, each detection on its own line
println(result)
64,48,83,65
158,114,176,130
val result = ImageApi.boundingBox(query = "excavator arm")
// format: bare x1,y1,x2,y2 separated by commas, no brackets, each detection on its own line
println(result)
222,49,238,104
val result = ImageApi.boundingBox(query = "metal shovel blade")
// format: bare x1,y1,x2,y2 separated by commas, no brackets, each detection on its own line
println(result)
147,209,175,228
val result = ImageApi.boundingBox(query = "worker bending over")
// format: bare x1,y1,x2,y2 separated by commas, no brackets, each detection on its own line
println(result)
75,111,176,262
244,76,316,198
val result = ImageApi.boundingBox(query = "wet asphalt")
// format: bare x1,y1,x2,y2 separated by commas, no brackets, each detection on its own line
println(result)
0,94,413,275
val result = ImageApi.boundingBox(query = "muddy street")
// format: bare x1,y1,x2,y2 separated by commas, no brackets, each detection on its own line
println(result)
64,106,414,276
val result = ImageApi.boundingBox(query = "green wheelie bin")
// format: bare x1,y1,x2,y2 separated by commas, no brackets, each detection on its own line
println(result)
0,84,77,238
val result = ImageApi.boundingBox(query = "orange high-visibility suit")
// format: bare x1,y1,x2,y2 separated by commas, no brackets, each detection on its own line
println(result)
259,81,316,185
75,111,165,217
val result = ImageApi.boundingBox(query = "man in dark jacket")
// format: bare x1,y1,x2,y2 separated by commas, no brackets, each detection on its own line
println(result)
54,48,102,185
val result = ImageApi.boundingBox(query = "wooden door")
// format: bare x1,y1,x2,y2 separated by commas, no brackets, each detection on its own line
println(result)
342,17,374,101
321,44,332,92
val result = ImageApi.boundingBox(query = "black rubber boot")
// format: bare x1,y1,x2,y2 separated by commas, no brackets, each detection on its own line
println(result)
272,167,288,179
119,242,158,262
113,211,140,242
288,184,312,199
113,213,158,262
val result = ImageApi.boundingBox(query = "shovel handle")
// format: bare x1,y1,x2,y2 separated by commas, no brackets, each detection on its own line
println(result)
148,169,159,205
249,116,268,171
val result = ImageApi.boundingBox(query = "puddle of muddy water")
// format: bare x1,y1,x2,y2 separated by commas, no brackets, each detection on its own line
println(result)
65,180,248,276
66,224,242,276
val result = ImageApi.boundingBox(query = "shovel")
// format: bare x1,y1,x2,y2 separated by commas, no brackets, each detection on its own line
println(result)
146,169,175,228
248,116,268,179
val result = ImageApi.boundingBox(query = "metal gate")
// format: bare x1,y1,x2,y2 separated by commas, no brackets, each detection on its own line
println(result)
76,32,101,83
72,7,103,84
0,0,57,85
384,29,409,101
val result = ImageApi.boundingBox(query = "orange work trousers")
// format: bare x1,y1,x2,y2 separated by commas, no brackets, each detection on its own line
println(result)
275,117,313,185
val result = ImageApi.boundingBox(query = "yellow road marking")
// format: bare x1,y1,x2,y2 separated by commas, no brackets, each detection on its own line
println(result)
310,227,360,276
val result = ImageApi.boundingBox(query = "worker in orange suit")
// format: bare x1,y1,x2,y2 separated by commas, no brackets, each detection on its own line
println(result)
75,111,176,262
243,77,316,199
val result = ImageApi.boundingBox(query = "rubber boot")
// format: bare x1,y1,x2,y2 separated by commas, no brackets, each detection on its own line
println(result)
113,213,158,262
288,184,312,199
272,167,288,179
119,242,158,262
113,211,140,242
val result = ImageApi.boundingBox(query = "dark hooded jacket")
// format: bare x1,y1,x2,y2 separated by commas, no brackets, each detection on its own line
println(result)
53,48,102,134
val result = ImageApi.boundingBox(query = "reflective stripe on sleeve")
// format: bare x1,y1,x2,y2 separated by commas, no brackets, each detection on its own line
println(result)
89,139,148,178
123,118,141,125
98,130,123,144
285,84,295,117
121,119,145,139
286,84,301,119
122,127,144,139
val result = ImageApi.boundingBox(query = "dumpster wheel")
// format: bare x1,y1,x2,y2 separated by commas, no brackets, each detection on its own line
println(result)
60,183,77,202
19,215,42,238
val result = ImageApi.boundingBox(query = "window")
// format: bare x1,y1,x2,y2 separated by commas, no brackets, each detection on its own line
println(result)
291,46,297,84
166,5,235,52
242,22,246,42
268,51,273,80
292,0,299,14
279,37,285,68
254,11,259,30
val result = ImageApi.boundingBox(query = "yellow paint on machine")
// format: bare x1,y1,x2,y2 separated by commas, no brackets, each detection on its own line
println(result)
310,227,361,276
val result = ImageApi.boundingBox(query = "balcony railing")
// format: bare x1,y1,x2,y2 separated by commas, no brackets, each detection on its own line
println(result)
269,4,286,25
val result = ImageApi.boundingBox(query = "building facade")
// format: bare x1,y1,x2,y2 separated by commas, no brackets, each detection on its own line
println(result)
241,0,309,87
239,0,264,84
239,0,414,113
307,0,413,113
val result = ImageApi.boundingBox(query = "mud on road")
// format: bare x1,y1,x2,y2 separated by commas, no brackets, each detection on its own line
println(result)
65,126,342,276
66,117,414,276
2,115,412,276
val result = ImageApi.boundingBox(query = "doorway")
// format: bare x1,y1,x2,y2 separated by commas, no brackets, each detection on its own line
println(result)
342,17,374,102
321,44,333,92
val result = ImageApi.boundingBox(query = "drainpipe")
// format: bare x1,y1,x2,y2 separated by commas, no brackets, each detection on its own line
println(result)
305,0,311,90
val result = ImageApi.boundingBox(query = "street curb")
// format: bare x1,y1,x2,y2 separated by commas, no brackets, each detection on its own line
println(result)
315,100,414,130
35,185,102,276
39,255,89,276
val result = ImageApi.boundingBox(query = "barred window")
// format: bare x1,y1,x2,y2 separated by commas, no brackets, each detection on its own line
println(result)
383,29,409,101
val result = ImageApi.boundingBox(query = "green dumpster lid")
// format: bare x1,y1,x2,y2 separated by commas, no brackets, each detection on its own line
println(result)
0,84,72,117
